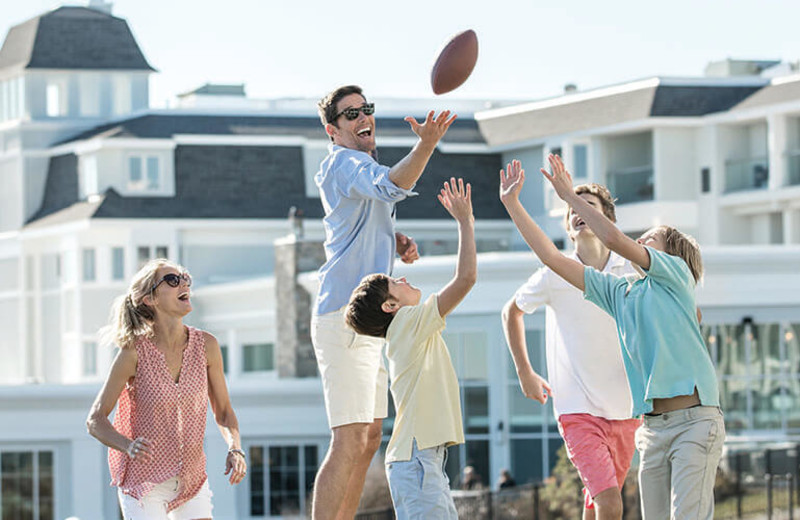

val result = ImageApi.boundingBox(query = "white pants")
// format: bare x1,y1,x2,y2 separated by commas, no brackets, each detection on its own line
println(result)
636,406,725,520
118,477,213,520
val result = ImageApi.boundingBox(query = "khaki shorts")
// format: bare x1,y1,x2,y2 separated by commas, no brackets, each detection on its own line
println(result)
312,308,388,428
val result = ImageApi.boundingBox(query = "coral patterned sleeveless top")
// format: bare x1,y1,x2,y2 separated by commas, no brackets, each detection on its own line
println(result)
109,326,209,512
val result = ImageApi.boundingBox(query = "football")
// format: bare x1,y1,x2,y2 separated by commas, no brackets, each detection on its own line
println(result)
430,29,479,95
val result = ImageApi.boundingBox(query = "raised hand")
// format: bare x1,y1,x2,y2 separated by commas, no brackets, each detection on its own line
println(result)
540,153,574,201
405,110,457,146
499,159,525,205
438,177,473,223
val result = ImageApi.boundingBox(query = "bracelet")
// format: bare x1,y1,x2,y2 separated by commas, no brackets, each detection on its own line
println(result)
228,448,246,458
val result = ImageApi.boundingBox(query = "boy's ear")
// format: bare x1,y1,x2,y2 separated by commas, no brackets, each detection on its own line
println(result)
381,299,399,315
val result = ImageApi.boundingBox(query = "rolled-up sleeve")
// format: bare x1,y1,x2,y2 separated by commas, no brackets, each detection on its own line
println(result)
339,154,417,202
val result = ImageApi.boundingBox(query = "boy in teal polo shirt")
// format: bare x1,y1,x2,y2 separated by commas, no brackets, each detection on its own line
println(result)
499,156,724,520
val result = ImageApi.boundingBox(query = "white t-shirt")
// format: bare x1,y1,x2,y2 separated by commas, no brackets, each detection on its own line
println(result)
514,251,636,419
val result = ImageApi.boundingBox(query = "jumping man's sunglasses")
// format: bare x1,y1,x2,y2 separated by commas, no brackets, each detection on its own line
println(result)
150,272,192,293
334,103,375,121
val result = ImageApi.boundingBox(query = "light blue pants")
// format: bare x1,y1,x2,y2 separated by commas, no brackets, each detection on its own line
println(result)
386,440,458,520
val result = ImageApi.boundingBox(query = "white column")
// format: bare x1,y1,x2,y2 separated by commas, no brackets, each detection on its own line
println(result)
768,113,787,189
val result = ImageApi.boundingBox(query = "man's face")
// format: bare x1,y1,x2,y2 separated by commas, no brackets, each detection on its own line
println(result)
567,193,606,241
326,93,376,153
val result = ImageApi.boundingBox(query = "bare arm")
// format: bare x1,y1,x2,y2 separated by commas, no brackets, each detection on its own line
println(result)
86,347,153,463
437,178,477,317
395,232,420,264
501,298,552,404
499,160,585,290
388,110,457,189
543,154,652,270
205,332,246,485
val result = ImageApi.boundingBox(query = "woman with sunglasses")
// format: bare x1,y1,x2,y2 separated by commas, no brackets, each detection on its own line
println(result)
87,258,246,520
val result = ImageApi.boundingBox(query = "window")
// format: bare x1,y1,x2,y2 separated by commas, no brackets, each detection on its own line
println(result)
128,156,161,191
572,144,588,179
249,443,318,517
113,75,131,116
83,341,98,377
82,156,99,197
220,345,229,374
112,247,125,280
46,80,67,117
79,75,101,117
701,167,711,193
82,249,96,282
137,246,169,269
243,343,274,372
1,450,54,520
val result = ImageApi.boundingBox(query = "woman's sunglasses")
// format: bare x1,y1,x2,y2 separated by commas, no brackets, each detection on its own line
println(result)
333,103,375,121
150,272,192,293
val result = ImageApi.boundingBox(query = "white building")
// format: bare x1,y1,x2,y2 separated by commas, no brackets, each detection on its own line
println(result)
0,4,798,519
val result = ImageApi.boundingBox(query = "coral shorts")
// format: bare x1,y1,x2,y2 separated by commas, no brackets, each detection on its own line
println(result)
557,413,641,508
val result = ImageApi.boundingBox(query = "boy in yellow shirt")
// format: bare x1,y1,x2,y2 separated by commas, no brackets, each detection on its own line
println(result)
345,177,476,519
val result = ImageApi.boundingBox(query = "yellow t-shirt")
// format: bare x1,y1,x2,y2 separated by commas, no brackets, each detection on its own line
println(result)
384,294,465,463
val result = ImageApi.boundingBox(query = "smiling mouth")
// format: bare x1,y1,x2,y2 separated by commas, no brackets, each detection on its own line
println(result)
357,127,372,138
178,292,190,302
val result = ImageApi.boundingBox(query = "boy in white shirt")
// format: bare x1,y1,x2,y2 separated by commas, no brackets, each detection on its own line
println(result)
345,178,476,519
502,181,639,520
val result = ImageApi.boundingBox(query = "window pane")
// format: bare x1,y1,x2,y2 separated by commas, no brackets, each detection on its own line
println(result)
82,248,96,282
83,342,97,377
509,384,545,433
463,440,489,490
112,247,124,280
788,324,800,375
137,247,150,269
464,386,489,434
46,83,61,117
2,451,34,520
510,438,545,484
155,246,168,259
249,446,265,516
573,144,588,179
146,157,159,189
462,332,488,381
38,452,53,520
269,446,300,516
304,446,318,498
219,345,228,374
243,344,274,372
129,157,142,183
721,378,750,431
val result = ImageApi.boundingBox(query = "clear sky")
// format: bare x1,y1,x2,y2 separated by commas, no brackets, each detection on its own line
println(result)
3,0,800,107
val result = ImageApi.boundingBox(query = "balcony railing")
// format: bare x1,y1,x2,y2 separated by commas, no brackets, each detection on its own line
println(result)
606,165,654,204
724,157,769,193
786,150,800,186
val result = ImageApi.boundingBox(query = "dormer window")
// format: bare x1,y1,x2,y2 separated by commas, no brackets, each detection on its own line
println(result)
46,79,68,117
128,155,161,191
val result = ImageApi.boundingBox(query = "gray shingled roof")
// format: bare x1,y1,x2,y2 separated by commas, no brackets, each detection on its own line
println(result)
0,6,154,75
58,113,486,145
477,82,764,147
27,142,505,226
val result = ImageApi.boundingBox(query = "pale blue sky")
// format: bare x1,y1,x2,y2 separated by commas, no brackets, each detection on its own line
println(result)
3,0,799,107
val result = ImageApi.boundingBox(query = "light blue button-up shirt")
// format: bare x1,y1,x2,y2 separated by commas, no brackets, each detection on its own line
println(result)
314,145,416,315
583,247,720,416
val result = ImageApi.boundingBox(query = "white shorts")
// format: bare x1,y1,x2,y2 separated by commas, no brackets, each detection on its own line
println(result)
118,477,213,520
312,307,389,428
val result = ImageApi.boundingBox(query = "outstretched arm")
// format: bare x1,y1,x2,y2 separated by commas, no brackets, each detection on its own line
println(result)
501,298,552,404
388,110,457,189
437,178,477,317
542,154,651,270
499,160,585,290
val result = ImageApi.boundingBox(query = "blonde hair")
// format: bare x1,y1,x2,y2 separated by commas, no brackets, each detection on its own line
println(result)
656,225,704,284
99,258,184,349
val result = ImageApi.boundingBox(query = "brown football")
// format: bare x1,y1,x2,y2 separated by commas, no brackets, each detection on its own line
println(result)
430,29,479,95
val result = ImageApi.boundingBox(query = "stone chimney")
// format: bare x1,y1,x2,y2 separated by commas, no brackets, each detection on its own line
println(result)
274,211,325,378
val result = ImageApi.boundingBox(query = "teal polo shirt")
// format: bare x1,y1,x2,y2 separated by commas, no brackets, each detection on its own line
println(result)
583,247,720,417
